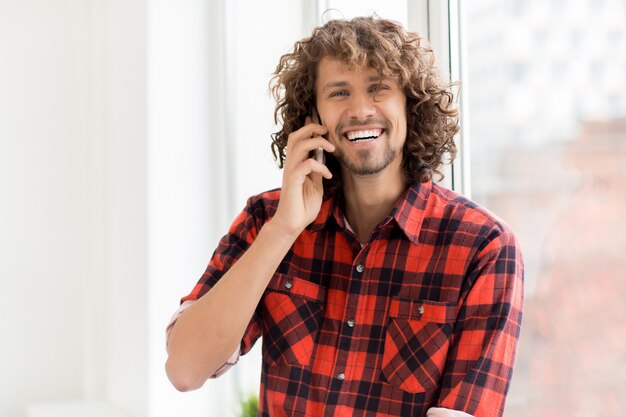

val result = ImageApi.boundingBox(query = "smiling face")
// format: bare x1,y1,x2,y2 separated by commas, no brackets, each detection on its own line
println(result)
315,57,407,177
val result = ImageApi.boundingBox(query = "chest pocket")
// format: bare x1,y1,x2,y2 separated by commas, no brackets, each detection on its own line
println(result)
261,274,326,367
381,297,458,393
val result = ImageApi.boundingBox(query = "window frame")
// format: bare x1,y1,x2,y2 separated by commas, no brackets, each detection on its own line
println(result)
409,0,471,197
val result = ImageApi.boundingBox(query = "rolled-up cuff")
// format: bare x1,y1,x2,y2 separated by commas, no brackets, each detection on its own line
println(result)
209,347,241,378
165,300,241,378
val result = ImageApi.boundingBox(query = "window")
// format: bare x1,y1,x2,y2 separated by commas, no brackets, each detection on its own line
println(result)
462,0,626,414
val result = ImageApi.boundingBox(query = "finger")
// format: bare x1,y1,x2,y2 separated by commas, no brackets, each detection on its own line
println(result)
288,138,335,164
287,123,328,146
307,123,328,136
294,158,333,180
305,115,325,130
297,137,335,154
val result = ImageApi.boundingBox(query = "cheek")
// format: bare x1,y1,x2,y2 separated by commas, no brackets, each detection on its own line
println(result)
394,106,408,142
388,99,407,125
327,129,342,145
392,108,407,133
324,117,342,140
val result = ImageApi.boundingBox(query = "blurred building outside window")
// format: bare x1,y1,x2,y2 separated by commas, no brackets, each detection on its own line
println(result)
464,0,626,415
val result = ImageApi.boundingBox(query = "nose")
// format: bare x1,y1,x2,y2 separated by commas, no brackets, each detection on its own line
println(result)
346,92,376,120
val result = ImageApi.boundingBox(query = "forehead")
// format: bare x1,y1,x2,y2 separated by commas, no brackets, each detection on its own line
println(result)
315,57,381,85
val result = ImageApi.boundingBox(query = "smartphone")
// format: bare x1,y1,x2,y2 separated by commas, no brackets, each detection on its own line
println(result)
310,106,325,164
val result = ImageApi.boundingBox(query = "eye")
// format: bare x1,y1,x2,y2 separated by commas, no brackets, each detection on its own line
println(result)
329,90,349,98
370,84,390,94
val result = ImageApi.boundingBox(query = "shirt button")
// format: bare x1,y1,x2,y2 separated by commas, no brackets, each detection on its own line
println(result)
337,372,345,380
346,319,355,328
284,280,293,289
418,305,424,315
355,264,365,273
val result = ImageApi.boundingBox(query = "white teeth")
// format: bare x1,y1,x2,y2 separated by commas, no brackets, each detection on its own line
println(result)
346,129,383,141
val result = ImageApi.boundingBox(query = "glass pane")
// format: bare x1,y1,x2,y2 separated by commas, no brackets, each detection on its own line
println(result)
464,0,626,415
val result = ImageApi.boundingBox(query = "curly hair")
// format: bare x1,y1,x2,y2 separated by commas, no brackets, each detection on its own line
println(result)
270,16,459,197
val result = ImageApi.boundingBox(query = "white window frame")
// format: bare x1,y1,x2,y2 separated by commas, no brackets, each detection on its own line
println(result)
409,1,471,197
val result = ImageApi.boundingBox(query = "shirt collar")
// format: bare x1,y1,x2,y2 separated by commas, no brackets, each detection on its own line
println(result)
307,181,432,245
389,180,431,244
307,193,344,233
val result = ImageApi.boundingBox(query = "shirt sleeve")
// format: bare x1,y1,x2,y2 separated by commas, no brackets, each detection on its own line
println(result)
436,227,524,417
168,197,266,375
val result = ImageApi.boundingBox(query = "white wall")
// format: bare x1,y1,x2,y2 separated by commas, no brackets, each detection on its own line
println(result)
0,0,149,415
102,0,149,414
0,1,88,416
147,0,221,415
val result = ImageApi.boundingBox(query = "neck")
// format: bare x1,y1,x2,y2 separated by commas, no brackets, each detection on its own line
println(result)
341,166,408,244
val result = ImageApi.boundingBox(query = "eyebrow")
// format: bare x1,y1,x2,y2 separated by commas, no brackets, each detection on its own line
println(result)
320,76,385,93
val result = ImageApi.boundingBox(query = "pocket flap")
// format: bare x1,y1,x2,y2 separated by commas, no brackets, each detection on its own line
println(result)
389,297,458,324
266,274,326,303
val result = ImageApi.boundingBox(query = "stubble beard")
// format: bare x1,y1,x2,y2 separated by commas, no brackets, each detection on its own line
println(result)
333,136,400,176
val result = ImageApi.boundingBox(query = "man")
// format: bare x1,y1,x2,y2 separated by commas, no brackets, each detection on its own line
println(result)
166,17,523,417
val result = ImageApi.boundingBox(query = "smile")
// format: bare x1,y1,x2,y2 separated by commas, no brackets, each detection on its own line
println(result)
344,128,384,142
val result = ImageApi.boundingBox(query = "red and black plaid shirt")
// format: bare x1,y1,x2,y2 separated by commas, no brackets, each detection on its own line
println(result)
181,181,524,417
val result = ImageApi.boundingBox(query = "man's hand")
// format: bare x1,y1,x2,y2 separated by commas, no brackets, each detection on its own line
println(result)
272,116,334,237
426,407,474,417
